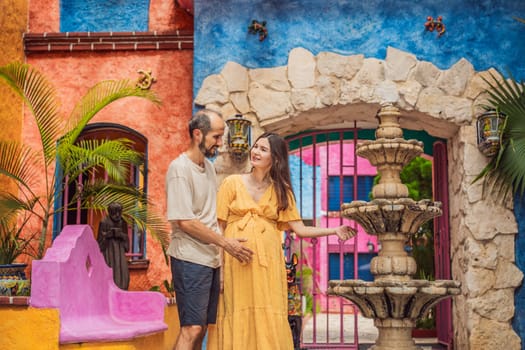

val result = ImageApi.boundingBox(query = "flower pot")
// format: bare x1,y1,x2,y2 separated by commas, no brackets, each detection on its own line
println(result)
0,263,30,296
411,328,437,338
0,263,28,280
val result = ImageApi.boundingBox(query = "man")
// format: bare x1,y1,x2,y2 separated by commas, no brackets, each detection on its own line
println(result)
166,109,253,350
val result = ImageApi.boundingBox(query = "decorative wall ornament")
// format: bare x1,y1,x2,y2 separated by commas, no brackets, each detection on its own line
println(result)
424,16,446,37
136,69,156,90
248,20,268,41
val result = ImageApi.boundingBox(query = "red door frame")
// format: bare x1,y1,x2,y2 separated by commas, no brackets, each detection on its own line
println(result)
433,140,453,349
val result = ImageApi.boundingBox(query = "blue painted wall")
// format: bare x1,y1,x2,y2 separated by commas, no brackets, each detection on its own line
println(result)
60,0,150,32
194,0,525,343
514,195,525,349
289,154,321,220
194,0,525,97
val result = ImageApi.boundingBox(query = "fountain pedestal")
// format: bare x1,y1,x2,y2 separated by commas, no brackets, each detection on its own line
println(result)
327,104,460,350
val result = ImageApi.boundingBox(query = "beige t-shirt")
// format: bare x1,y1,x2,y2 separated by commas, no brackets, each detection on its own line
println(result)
165,153,221,268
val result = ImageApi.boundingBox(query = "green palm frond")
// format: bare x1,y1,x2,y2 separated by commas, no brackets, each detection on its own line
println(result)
78,182,170,260
0,61,163,263
59,138,143,183
0,141,41,194
483,72,525,123
129,207,170,264
477,69,525,200
63,80,161,145
0,62,63,166
0,220,38,264
73,180,145,205
0,194,41,226
497,138,525,197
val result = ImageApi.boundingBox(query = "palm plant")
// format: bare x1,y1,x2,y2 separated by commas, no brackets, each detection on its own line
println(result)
0,218,37,265
473,16,525,201
473,69,525,202
0,61,169,261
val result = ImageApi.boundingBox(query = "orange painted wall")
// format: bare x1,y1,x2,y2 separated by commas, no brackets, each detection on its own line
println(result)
25,50,192,290
0,0,27,192
23,1,194,290
1,302,180,349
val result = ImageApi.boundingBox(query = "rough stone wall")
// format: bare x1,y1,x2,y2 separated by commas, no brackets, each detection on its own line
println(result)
195,46,523,349
195,46,491,140
450,125,523,349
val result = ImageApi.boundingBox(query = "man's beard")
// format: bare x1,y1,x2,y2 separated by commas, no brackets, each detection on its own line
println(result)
199,138,218,158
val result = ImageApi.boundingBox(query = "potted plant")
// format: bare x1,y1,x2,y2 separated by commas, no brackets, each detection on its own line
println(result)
0,214,37,295
0,62,169,271
0,219,36,266
472,68,525,201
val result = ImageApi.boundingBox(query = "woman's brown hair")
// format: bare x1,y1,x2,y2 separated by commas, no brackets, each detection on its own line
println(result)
253,132,293,212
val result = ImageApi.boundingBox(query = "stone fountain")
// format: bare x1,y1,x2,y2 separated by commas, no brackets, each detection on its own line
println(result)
327,104,461,350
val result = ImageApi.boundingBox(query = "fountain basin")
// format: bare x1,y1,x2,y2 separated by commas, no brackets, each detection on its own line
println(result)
357,138,424,167
341,198,441,235
328,279,461,320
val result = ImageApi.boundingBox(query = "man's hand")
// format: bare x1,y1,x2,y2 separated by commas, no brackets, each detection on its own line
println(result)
223,237,254,263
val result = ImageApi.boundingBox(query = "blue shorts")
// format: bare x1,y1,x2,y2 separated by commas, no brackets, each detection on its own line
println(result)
170,256,220,326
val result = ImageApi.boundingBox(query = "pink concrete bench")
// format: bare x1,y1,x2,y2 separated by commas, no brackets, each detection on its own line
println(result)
30,225,168,344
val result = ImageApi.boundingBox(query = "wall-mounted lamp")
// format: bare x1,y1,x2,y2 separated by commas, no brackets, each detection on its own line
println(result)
367,240,375,253
476,110,506,157
225,114,252,162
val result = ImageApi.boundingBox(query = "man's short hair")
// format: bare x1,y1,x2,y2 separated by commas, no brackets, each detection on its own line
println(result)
189,109,222,138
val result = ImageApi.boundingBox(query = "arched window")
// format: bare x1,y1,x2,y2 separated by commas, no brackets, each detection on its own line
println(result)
53,123,149,261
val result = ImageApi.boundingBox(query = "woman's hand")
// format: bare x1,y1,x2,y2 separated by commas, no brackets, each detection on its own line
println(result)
335,225,356,241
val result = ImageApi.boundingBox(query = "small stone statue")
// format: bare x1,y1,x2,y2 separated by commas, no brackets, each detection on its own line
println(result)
97,202,130,290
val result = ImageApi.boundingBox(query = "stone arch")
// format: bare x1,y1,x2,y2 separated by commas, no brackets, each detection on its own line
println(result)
195,46,498,140
195,46,523,349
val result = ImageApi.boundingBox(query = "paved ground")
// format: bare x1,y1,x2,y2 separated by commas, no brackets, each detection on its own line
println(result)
301,313,445,349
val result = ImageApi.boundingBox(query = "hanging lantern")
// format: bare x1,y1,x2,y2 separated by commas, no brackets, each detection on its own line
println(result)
476,110,505,157
225,114,252,162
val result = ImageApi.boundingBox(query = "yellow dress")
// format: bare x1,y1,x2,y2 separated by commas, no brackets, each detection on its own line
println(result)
208,174,301,350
